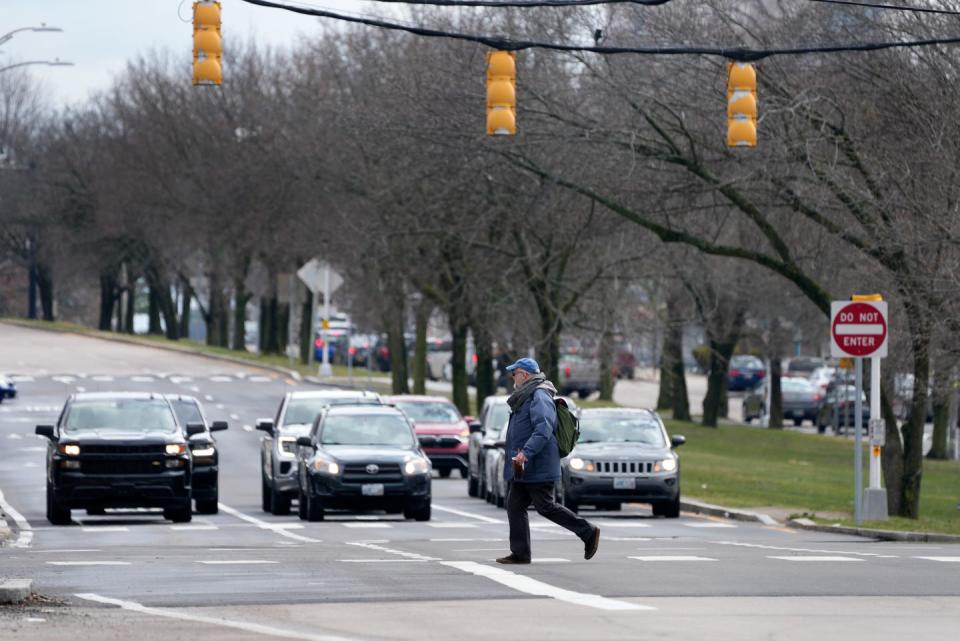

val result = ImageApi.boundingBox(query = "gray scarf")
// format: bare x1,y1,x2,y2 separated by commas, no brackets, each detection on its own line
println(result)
507,374,558,412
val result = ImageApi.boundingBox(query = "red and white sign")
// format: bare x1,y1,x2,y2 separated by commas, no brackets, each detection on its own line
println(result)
830,301,888,358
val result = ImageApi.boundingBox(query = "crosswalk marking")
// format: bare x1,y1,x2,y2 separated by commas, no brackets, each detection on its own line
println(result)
684,522,738,528
427,523,478,529
170,525,218,531
915,557,960,563
81,526,130,533
210,376,233,382
769,556,863,562
197,560,278,565
342,523,392,529
130,376,155,383
596,521,652,528
629,555,718,562
47,561,130,566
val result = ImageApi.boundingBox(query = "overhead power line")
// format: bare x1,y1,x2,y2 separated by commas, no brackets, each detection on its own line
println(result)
238,0,960,60
806,1,960,16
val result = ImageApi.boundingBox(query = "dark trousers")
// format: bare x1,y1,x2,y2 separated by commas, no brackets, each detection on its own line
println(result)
507,481,595,561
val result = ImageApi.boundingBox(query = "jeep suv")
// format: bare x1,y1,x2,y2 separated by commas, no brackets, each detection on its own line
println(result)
258,389,382,515
37,392,203,525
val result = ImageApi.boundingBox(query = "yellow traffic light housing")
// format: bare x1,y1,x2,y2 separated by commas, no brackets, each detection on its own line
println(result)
486,51,516,136
727,62,756,147
193,1,222,86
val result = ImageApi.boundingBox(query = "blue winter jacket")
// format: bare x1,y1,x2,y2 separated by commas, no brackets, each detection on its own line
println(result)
503,388,560,483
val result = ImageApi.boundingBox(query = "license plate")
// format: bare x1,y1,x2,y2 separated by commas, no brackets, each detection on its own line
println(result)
792,410,804,417
613,478,636,490
361,484,384,497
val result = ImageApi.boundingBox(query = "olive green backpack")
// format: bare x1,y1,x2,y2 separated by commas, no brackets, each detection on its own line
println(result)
554,397,580,457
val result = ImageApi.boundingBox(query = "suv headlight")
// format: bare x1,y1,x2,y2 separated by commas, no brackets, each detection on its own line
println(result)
656,458,677,473
568,457,595,473
278,436,297,458
403,458,430,476
312,456,340,475
165,443,187,456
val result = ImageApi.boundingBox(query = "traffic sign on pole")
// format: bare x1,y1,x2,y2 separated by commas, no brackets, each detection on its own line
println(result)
830,301,888,358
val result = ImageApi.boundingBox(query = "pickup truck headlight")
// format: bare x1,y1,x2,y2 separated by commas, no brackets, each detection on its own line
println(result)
312,457,340,475
403,458,430,476
656,458,678,473
59,444,81,456
192,446,216,457
568,457,594,472
165,443,187,456
278,436,298,458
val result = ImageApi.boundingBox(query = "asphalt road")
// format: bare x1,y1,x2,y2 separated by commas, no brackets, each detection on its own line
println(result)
1,324,959,641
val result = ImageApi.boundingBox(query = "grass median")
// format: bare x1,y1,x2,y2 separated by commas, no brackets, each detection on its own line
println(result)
666,418,960,535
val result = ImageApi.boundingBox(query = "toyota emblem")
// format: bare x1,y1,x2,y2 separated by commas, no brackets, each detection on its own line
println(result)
365,464,380,475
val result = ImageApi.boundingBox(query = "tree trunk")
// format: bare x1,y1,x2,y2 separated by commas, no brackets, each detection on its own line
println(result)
412,300,430,395
768,356,784,429
278,303,290,356
179,278,192,340
37,263,54,322
598,328,615,401
658,293,689,420
99,273,117,331
206,272,226,347
473,325,496,413
450,312,469,415
534,298,562,387
148,287,163,335
702,339,736,427
123,284,135,334
300,288,313,364
386,312,410,395
927,363,951,460
899,299,931,518
262,295,281,354
232,283,251,352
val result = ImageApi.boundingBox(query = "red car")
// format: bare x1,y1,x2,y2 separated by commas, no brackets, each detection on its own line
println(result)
386,395,471,478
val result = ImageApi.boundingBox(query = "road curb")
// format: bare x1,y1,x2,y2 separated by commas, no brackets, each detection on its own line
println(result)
681,498,779,525
787,517,960,543
0,579,32,604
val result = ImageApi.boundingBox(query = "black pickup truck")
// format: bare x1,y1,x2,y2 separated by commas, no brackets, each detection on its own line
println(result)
36,392,203,525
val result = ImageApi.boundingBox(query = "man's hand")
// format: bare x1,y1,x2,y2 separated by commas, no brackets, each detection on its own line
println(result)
512,451,527,479
513,451,528,465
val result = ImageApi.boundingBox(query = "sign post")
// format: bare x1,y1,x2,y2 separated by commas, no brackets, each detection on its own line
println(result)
296,259,343,378
830,297,889,524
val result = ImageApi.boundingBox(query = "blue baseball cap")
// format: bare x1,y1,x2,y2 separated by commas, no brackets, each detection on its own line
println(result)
505,357,540,374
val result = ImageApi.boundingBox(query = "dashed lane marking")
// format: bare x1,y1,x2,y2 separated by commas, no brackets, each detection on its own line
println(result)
243,425,253,432
130,376,155,383
441,561,652,611
80,526,129,533
74,593,368,641
169,376,193,384
7,434,22,439
432,503,504,524
629,556,718,562
533,558,571,563
339,559,428,563
250,376,273,383
210,376,233,383
427,523,478,529
684,522,738,528
9,375,34,382
218,503,321,543
342,523,392,529
197,560,278,565
431,537,505,542
595,521,652,528
47,561,130,566
91,375,114,382
768,556,864,562
204,394,214,401
915,557,960,563
230,414,240,420
170,525,218,531
714,540,895,558
345,541,440,561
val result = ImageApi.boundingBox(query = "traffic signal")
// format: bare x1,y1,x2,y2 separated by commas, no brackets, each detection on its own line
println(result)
727,62,756,147
486,51,516,136
193,1,222,86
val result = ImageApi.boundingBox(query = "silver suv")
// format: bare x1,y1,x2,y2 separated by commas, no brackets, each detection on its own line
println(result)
258,390,381,514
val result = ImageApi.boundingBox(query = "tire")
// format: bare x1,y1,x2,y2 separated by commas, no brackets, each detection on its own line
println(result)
306,493,324,522
468,473,479,498
653,496,680,519
792,417,803,426
459,467,468,479
86,506,106,516
298,488,308,521
404,500,431,522
438,468,452,479
164,500,193,523
603,502,622,512
47,484,71,526
271,487,291,515
196,497,219,515
261,474,273,513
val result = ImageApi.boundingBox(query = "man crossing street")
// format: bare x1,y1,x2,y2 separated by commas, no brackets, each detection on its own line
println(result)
496,357,600,565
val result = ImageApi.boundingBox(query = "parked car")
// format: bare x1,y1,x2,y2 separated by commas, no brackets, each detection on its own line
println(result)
0,374,17,400
808,367,838,395
615,350,637,380
166,395,228,514
36,392,204,524
386,395,470,478
787,357,825,375
557,408,684,517
466,396,510,498
258,390,382,515
727,355,765,391
816,385,870,435
742,377,822,426
558,354,602,398
295,405,431,521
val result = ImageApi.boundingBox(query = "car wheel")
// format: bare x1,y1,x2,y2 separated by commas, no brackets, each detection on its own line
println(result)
468,473,479,498
603,502,622,512
271,487,291,515
164,500,193,523
86,506,106,516
261,474,273,513
459,466,468,479
404,500,431,522
46,484,71,526
438,468,452,479
297,488,308,521
196,496,219,515
652,496,680,519
306,494,324,522
792,417,803,427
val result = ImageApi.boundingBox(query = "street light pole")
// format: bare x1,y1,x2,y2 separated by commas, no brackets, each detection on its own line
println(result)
0,25,63,48
0,59,73,73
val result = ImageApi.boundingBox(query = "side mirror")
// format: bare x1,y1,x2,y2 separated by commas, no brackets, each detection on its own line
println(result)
671,435,686,448
210,421,228,432
186,422,205,437
463,415,476,424
296,436,314,448
468,421,483,434
36,424,55,440
255,419,274,433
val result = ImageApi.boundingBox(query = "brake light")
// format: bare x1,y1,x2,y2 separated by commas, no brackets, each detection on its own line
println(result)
758,370,766,379
315,339,324,348
814,394,822,402
472,354,478,363
730,369,741,377
348,347,357,356
564,366,572,377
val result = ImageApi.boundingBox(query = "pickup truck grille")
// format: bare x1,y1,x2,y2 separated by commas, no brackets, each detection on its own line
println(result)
595,460,653,475
81,445,165,455
341,463,403,484
82,459,166,475
418,436,461,449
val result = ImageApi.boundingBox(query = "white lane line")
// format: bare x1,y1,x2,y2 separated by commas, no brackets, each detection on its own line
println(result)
204,394,214,402
230,414,240,421
346,541,440,561
170,525,218,531
432,503,504,524
189,386,200,392
75,386,87,393
30,549,102,553
130,376,154,383
52,376,76,384
91,375,114,382
10,375,34,382
769,556,864,562
169,376,193,384
431,537,505,542
715,541,891,558
250,376,273,383
441,561,651,611
216,403,225,410
74,593,367,641
81,527,130,533
595,521,652,528
533,558,570,563
914,557,960,563
427,523,478,529
7,433,22,440
629,556,718,562
47,561,130,566
243,425,253,432
197,560,278,565
0,488,33,548
342,523,392,529
684,522,737,528
339,559,429,563
210,376,233,383
217,503,320,543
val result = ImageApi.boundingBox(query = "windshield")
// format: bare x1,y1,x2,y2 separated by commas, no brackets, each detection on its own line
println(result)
578,414,665,447
320,414,416,446
485,404,510,439
283,397,379,426
64,399,177,434
395,401,461,424
170,400,204,427
731,356,762,369
782,379,814,392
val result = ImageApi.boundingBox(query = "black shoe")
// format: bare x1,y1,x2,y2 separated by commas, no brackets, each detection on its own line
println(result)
496,554,531,565
584,526,600,560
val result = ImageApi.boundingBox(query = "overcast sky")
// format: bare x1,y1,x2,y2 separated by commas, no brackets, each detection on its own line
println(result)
2,0,373,107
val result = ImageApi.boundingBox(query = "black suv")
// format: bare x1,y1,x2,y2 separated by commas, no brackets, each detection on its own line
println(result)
295,405,431,521
167,395,228,514
36,392,203,525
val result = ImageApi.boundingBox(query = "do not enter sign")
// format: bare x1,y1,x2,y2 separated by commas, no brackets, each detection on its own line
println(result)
830,301,888,358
